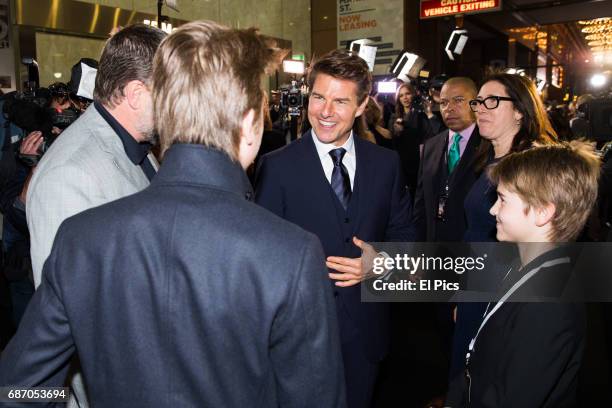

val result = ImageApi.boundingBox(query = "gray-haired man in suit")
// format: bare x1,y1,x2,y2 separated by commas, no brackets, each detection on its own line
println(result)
24,24,166,408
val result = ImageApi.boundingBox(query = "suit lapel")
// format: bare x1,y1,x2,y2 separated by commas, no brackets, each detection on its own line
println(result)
351,137,371,230
449,127,480,191
428,132,448,192
300,132,346,237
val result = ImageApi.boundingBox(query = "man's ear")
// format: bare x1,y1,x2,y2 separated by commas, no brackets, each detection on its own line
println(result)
240,109,257,145
124,80,147,110
534,202,556,227
354,96,369,118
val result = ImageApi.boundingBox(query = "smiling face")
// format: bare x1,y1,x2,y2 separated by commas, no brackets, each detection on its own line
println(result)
474,80,522,146
308,73,367,146
440,82,475,132
490,183,537,242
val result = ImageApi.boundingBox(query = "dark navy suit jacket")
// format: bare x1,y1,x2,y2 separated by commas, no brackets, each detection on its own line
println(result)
255,131,415,362
0,144,346,408
413,126,481,242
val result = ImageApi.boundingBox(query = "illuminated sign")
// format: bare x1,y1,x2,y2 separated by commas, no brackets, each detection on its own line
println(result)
420,0,502,19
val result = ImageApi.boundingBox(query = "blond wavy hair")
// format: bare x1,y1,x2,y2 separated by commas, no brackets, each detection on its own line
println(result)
153,20,286,159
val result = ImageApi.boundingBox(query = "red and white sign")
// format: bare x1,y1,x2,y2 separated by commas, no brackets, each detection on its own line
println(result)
420,0,502,19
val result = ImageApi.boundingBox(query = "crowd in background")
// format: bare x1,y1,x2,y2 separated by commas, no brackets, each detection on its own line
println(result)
0,21,611,407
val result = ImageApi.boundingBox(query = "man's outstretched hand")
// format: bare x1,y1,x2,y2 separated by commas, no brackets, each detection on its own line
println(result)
326,237,378,287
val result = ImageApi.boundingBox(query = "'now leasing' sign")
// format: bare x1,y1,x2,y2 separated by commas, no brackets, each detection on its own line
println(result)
337,0,404,75
420,0,502,19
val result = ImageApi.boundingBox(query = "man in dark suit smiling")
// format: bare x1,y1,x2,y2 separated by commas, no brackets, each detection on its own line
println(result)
256,49,415,408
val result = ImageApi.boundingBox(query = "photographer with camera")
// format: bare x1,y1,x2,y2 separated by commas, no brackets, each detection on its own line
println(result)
0,72,93,335
277,79,307,141
0,89,28,348
423,76,448,136
0,76,68,338
388,82,435,196
0,130,43,333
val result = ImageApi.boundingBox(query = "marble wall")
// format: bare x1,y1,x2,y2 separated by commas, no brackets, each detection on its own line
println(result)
36,32,106,87
75,0,311,59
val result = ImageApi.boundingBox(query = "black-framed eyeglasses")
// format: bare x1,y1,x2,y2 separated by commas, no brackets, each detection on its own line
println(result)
469,96,515,112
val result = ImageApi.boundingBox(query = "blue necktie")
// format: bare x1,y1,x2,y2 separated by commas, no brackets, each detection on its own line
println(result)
329,148,351,210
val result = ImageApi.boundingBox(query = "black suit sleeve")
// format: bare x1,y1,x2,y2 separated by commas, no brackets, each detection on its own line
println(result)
476,304,584,408
0,223,75,405
427,112,445,136
385,153,417,242
418,112,435,143
412,147,427,241
270,235,346,407
254,155,284,217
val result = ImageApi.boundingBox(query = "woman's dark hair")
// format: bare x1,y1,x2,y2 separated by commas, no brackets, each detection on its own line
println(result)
394,82,415,118
474,73,557,171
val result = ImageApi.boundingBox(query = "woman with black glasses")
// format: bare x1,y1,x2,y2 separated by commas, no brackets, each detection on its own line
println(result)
464,73,557,240
446,73,557,406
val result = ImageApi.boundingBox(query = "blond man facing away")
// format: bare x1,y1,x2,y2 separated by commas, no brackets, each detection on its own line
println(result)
1,21,346,408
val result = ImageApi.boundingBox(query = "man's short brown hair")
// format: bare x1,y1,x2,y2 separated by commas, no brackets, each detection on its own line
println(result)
489,141,601,242
307,49,371,104
153,20,285,159
94,24,166,108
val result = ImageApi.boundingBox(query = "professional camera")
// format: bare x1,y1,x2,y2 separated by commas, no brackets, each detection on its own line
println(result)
2,86,80,156
48,82,80,129
2,89,54,134
2,63,89,166
280,80,304,117
411,74,447,114
411,79,429,113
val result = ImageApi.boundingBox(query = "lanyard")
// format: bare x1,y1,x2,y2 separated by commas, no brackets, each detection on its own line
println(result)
463,256,570,404
466,256,571,360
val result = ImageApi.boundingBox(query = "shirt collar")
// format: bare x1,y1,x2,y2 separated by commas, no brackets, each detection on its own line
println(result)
153,144,254,201
94,101,152,165
449,122,476,141
311,130,355,161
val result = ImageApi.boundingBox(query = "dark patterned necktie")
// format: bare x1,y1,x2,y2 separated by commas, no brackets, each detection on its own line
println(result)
329,148,351,210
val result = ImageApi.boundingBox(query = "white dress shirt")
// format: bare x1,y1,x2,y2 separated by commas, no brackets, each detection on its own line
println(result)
311,130,356,190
